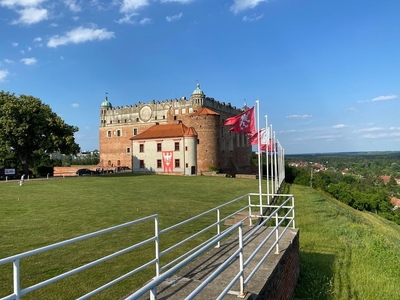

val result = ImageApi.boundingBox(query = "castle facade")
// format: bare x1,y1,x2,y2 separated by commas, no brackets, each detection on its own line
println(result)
99,84,253,175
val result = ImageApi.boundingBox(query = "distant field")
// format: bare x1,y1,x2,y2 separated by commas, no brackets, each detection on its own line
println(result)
291,184,400,300
0,174,260,299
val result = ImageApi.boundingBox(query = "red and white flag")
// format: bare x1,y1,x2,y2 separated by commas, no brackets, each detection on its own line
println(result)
249,128,268,146
224,106,255,133
162,151,173,173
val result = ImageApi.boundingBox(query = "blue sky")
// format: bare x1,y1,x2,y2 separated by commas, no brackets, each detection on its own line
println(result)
1,0,399,155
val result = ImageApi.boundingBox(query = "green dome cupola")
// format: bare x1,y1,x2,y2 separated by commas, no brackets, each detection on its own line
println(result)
101,95,112,108
192,83,204,95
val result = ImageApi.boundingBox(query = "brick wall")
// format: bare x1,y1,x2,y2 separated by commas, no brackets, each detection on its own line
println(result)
256,230,300,300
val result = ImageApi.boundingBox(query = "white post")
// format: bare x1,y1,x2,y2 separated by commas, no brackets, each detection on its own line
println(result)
265,115,270,205
256,100,263,216
274,131,278,193
13,259,21,300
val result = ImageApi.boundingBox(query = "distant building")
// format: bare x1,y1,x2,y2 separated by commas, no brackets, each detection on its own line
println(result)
99,84,253,175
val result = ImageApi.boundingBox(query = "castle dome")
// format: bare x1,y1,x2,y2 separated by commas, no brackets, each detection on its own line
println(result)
192,83,204,95
101,96,112,108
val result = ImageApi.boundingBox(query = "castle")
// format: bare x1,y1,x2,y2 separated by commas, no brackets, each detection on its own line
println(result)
99,84,253,175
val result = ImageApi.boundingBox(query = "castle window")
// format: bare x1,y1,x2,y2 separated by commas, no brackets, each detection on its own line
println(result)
185,163,188,168
136,118,139,122
126,147,131,154
117,120,120,123
185,146,188,151
117,130,121,137
139,144,144,153
157,160,162,168
110,120,112,124
157,143,162,152
117,160,121,166
197,139,200,144
175,159,180,168
155,116,157,120
124,119,127,123
107,131,111,138
108,160,112,166
174,116,177,121
139,160,145,169
133,128,138,135
174,142,180,151
163,116,165,119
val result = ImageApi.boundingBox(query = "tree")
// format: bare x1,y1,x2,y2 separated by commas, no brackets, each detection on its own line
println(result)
0,91,80,175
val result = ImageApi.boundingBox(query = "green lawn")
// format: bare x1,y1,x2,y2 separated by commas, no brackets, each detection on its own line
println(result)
0,174,260,299
1,175,399,299
291,184,400,300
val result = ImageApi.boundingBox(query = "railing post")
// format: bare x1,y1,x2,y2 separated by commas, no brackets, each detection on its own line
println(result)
155,216,160,277
275,213,279,254
13,258,21,300
248,195,252,226
216,209,220,248
238,224,245,298
292,196,296,228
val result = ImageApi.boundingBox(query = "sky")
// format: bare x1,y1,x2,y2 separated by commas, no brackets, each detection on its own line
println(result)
1,0,400,155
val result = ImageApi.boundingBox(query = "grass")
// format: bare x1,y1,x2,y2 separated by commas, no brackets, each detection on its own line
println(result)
1,175,400,299
291,184,400,300
0,174,260,299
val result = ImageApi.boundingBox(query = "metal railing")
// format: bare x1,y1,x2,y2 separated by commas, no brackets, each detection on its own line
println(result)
0,192,294,300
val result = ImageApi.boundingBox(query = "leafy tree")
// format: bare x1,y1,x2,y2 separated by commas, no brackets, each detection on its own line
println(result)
0,91,80,175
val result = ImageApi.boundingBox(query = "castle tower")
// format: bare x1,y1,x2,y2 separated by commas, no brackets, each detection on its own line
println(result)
100,94,112,127
190,83,206,107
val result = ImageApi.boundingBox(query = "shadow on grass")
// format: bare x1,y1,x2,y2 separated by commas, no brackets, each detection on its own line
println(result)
293,251,335,300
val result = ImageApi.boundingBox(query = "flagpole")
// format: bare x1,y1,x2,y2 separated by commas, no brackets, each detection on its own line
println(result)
256,100,262,216
265,115,270,205
274,130,278,193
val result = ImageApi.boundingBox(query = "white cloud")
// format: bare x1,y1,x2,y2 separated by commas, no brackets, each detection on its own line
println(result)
47,26,115,48
21,57,37,65
64,0,81,12
0,0,47,7
242,13,264,22
362,132,400,139
332,124,346,129
371,94,397,102
166,12,182,22
71,103,79,108
161,0,193,3
13,7,48,24
60,56,64,60
20,50,25,54
0,69,9,82
12,42,18,46
4,59,14,63
116,13,137,24
33,36,42,42
354,127,384,133
286,114,312,119
389,127,400,130
50,22,58,27
139,17,151,25
120,0,149,13
27,46,32,51
230,0,268,14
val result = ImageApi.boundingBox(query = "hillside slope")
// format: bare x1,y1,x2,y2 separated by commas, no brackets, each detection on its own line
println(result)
290,184,400,300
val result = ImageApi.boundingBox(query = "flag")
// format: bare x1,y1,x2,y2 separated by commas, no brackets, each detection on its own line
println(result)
224,106,255,133
267,139,275,152
248,128,267,146
162,151,173,173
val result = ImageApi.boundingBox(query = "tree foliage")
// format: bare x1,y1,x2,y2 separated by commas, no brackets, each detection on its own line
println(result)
0,91,80,174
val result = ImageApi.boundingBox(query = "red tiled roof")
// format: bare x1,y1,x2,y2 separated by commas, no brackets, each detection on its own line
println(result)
391,197,400,207
130,122,197,140
381,175,391,184
191,107,219,116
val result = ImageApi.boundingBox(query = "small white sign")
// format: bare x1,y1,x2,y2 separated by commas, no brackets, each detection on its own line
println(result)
5,169,15,175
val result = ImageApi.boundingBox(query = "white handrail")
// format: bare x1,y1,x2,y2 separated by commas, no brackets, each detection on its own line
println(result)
0,192,295,300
